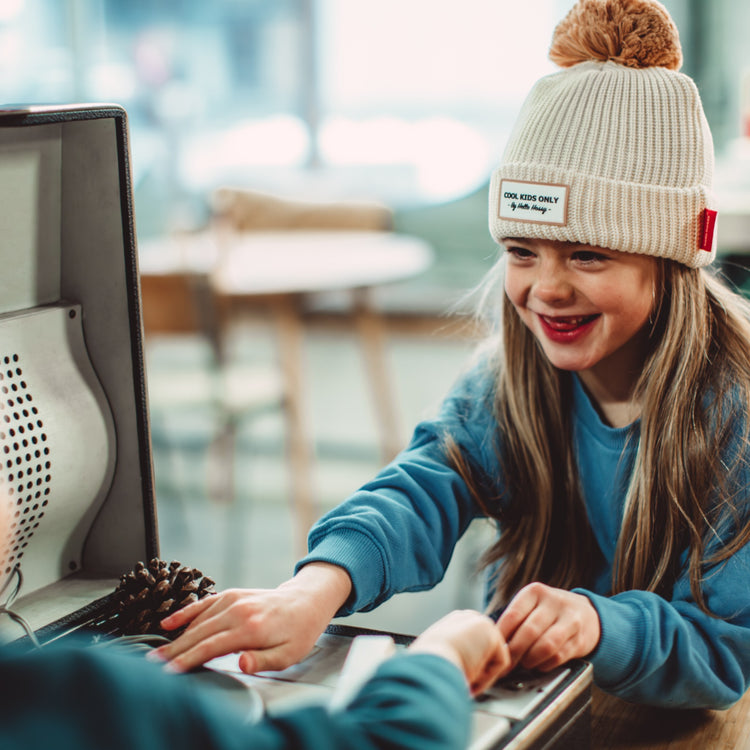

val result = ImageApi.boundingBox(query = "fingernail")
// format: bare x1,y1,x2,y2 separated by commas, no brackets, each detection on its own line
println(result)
162,660,184,674
145,649,166,663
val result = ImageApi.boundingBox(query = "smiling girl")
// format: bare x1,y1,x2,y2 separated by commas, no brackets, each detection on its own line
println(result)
154,0,750,710
502,238,658,421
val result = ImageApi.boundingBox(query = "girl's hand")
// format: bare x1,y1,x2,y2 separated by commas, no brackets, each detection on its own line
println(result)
149,562,352,674
497,583,600,672
409,610,512,696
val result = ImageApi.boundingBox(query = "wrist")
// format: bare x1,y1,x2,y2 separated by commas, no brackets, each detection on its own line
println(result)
408,640,464,673
284,562,353,619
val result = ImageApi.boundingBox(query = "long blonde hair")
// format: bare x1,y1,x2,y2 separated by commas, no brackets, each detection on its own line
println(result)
449,258,750,614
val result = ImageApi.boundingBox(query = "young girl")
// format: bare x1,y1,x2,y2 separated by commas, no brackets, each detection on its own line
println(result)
154,0,750,710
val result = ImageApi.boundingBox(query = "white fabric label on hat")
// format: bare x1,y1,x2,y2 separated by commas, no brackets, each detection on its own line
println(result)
498,180,569,226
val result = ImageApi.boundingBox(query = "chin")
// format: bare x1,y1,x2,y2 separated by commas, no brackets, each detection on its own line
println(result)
538,348,597,372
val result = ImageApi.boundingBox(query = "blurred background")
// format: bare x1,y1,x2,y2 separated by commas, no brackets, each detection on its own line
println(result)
4,0,750,633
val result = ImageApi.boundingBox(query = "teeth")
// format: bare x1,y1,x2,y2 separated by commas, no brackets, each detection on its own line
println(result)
545,315,592,323
542,314,596,330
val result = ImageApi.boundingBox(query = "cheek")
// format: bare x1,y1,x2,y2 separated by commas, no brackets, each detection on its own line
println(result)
626,275,656,319
597,280,653,330
623,263,658,323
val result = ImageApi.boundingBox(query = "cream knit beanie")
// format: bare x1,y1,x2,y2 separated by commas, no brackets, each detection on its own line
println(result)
488,0,717,268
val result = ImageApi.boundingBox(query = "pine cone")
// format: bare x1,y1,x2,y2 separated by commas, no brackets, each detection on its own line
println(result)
112,558,216,637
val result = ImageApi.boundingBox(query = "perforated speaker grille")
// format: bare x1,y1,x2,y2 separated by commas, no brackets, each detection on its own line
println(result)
0,304,115,597
0,353,51,577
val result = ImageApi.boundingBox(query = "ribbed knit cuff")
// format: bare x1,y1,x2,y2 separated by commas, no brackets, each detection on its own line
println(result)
489,165,716,268
572,589,648,689
296,529,387,616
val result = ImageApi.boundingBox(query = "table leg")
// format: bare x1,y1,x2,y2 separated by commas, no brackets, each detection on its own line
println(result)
271,294,317,558
351,287,403,462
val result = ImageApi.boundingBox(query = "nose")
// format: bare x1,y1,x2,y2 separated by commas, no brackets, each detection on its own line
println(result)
531,258,575,306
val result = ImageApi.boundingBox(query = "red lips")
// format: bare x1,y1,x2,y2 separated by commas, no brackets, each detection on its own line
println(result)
538,313,600,342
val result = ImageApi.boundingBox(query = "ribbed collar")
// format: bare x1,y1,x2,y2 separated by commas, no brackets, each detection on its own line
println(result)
571,373,639,451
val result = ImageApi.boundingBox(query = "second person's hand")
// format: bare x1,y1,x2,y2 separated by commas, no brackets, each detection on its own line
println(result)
409,610,512,696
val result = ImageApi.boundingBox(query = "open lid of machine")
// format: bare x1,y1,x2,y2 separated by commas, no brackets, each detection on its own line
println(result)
0,103,157,640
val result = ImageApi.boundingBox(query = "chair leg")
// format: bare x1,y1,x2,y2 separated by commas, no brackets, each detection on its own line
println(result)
149,410,191,538
207,413,237,506
351,287,403,462
213,416,248,587
271,295,317,558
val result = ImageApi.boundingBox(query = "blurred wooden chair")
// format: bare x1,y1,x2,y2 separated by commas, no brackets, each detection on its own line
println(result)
207,186,404,465
138,270,291,548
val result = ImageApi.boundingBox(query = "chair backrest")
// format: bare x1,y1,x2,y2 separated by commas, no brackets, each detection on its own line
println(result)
210,187,393,233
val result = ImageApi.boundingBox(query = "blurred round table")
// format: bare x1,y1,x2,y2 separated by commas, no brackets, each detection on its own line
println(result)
210,230,433,294
138,229,434,554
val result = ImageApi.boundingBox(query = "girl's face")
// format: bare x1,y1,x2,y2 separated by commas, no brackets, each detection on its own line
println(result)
503,238,658,394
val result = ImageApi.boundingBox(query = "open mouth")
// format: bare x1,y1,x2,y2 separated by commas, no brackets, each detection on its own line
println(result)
537,313,600,343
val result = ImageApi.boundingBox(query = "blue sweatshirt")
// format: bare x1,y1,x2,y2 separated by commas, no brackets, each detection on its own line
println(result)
0,641,470,750
299,366,750,710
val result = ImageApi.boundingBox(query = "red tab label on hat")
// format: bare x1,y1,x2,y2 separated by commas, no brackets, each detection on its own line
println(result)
498,180,569,226
700,208,717,251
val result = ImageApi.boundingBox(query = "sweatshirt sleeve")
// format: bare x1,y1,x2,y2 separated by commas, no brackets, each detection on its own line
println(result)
258,653,472,750
574,536,750,709
1,645,471,750
296,364,502,614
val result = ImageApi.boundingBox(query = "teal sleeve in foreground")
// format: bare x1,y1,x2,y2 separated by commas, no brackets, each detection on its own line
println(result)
0,643,471,750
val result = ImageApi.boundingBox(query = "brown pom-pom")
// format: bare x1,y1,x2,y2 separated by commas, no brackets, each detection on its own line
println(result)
549,0,682,71
112,558,216,638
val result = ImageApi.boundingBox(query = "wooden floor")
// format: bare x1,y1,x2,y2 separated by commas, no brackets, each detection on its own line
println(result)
591,686,750,749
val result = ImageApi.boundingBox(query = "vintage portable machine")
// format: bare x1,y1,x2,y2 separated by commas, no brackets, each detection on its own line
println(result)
0,103,155,642
0,104,591,749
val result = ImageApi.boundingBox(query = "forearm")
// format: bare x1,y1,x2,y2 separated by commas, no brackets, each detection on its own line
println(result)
297,441,484,613
287,561,353,622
